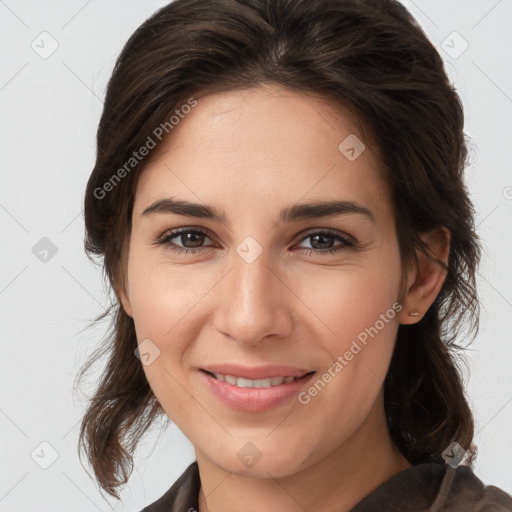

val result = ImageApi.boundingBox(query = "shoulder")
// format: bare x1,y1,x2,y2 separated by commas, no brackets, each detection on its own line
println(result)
438,464,512,511
140,460,200,512
350,462,512,511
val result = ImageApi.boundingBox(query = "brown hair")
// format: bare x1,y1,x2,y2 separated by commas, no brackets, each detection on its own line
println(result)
76,0,481,500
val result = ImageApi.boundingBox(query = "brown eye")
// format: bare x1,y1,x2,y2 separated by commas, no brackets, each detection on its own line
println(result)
296,230,355,256
157,228,215,253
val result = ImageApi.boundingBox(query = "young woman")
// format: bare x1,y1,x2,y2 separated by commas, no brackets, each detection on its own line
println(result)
76,0,512,510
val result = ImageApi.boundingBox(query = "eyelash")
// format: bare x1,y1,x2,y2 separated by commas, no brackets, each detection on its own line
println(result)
154,227,356,256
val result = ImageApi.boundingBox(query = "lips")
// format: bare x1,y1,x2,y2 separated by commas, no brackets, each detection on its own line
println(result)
199,368,317,412
200,363,314,380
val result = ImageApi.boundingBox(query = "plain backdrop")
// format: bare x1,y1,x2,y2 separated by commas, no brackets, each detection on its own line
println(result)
1,0,511,510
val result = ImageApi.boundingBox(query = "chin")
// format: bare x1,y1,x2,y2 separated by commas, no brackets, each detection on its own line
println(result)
207,446,308,480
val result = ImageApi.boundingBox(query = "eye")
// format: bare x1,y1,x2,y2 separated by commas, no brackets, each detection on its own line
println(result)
155,228,216,254
154,227,356,256
294,229,355,256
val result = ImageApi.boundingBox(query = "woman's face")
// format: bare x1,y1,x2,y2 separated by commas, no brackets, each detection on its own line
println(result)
121,84,410,477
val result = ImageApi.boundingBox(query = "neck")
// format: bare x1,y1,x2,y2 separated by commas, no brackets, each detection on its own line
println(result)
196,392,411,512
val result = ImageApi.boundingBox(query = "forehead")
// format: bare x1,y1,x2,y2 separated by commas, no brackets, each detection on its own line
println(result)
133,85,393,223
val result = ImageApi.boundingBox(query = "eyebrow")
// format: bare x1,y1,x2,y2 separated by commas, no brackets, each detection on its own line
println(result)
141,197,375,224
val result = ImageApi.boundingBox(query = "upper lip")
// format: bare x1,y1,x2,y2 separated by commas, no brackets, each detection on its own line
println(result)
200,364,314,380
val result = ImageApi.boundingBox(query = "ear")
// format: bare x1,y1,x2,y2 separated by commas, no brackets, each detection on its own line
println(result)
398,226,450,325
115,276,133,318
119,287,133,318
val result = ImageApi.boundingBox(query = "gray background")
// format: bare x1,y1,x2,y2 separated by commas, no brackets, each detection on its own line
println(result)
1,0,511,510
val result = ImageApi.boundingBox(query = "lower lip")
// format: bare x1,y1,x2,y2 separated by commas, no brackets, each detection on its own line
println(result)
199,370,316,412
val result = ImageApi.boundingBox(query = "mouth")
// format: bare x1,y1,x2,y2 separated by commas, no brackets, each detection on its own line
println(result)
201,370,316,388
198,369,317,412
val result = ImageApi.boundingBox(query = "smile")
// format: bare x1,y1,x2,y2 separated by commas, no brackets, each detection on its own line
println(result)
199,369,317,412
209,372,302,388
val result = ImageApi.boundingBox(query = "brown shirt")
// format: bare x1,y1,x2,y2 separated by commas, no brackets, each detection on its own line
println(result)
140,460,512,511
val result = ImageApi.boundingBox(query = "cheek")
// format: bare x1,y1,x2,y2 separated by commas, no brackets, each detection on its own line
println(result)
302,257,402,343
125,252,200,419
125,247,220,404
297,253,402,413
126,246,198,339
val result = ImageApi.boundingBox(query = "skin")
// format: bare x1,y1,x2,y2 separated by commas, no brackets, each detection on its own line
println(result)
118,84,450,512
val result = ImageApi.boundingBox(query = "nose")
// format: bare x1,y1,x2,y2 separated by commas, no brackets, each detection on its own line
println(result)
213,245,294,346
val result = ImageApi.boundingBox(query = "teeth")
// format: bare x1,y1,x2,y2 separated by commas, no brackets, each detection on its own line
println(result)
212,373,298,388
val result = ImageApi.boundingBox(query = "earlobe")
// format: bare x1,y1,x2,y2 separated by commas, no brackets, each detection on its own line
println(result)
399,227,450,325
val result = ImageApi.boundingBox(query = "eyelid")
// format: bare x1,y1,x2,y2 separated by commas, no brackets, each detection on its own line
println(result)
295,227,355,245
155,226,355,245
155,226,357,258
155,225,216,243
